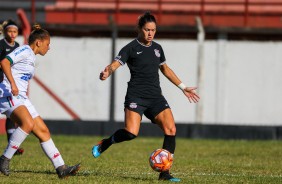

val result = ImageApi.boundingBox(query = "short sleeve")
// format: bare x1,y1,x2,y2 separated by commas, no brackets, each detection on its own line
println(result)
114,45,130,66
0,45,4,61
6,46,30,65
159,45,166,65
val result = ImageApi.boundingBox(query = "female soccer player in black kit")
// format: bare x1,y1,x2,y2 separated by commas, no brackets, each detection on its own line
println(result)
0,20,24,155
92,12,199,182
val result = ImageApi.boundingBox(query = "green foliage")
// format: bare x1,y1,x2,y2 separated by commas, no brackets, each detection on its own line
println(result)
0,135,281,184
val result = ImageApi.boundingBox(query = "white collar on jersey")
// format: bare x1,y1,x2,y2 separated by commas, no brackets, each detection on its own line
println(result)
136,38,152,47
4,39,16,47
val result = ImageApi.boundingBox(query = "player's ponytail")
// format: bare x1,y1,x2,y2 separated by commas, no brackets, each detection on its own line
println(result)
32,23,42,31
28,23,50,45
137,11,157,29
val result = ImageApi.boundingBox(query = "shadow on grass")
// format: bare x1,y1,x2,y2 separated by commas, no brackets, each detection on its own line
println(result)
12,169,91,176
12,169,155,181
84,170,155,181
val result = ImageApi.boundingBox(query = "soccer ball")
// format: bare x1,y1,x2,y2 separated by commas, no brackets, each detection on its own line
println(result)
149,149,173,172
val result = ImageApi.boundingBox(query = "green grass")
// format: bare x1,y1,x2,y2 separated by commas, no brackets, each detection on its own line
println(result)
0,135,281,183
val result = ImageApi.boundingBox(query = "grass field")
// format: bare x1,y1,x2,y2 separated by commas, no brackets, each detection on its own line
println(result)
0,134,281,184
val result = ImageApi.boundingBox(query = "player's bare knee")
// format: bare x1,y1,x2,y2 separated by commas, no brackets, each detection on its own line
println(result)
41,127,50,136
164,125,176,135
23,119,35,132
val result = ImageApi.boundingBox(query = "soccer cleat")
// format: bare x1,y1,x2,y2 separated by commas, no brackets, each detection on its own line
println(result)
159,171,181,182
92,139,104,158
56,163,81,179
14,148,24,155
0,155,10,176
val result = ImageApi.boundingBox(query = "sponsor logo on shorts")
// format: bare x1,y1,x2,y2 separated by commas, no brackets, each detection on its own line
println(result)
129,102,137,109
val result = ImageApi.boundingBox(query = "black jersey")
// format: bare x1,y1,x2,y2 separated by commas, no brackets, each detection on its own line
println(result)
0,39,20,61
115,39,166,98
0,39,20,81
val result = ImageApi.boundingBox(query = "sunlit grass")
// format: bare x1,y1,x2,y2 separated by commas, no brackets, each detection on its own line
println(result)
0,135,281,183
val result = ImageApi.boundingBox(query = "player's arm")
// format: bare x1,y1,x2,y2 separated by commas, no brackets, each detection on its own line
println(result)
99,60,122,81
0,58,18,95
159,63,200,103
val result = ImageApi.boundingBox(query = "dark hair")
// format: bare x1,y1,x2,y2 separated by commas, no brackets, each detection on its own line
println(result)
2,19,18,30
137,12,156,29
28,23,50,45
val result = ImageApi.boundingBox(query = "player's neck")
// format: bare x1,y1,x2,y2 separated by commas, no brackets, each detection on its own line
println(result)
4,38,15,46
137,37,151,46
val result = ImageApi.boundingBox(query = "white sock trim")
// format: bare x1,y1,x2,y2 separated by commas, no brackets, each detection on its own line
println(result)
7,129,16,134
17,127,29,136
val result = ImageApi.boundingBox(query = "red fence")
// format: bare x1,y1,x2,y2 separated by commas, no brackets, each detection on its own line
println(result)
42,0,282,28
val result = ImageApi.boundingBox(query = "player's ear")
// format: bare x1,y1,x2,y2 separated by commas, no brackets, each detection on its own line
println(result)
36,40,42,47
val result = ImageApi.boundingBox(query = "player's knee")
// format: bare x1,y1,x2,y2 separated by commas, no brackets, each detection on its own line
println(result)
40,126,50,136
23,119,35,132
164,125,176,135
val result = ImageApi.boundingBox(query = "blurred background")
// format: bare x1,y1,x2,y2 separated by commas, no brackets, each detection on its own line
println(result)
0,0,281,139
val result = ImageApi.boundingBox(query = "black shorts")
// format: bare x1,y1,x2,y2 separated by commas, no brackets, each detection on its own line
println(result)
124,96,170,123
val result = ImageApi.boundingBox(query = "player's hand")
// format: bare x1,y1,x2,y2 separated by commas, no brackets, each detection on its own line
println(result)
183,87,200,103
11,83,19,96
99,67,110,80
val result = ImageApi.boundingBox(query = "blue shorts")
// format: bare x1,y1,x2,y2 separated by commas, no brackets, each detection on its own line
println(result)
124,96,170,123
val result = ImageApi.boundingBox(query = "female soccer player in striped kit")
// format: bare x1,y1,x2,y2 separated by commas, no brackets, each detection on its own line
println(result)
92,12,199,182
0,20,24,155
0,24,80,178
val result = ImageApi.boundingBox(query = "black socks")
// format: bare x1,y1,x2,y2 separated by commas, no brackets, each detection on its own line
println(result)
101,129,137,153
162,135,176,154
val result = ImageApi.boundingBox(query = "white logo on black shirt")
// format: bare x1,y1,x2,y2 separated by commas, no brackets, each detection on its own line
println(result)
6,49,10,52
129,102,137,109
137,51,143,54
154,49,160,57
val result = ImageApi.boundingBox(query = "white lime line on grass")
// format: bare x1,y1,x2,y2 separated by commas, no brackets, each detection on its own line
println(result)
191,172,282,179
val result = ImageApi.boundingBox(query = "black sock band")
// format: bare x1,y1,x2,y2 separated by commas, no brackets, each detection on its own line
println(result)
162,135,176,154
112,129,137,143
100,129,137,153
5,118,16,141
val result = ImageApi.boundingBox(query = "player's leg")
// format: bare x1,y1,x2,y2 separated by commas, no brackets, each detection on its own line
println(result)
32,116,80,179
145,98,177,154
0,105,34,176
92,108,141,158
5,118,16,143
155,108,176,152
154,108,180,182
5,118,24,155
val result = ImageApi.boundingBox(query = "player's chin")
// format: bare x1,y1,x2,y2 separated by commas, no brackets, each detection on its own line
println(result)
146,37,153,41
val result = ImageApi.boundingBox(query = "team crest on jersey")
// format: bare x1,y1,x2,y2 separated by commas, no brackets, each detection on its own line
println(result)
154,49,160,57
129,102,137,109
